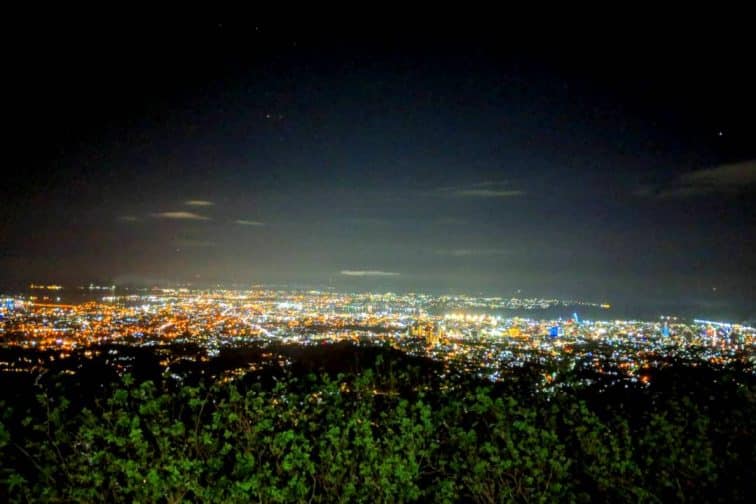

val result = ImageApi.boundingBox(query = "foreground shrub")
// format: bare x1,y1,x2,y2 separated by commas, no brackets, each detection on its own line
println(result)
1,363,754,502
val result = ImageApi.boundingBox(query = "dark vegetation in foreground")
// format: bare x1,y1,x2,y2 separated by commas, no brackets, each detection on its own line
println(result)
0,343,754,502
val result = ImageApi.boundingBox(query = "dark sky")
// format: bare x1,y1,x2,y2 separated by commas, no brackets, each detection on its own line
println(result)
3,20,754,311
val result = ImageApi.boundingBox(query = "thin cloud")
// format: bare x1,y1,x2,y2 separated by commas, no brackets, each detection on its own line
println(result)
430,181,525,198
455,189,525,197
343,218,391,225
435,248,509,257
235,219,266,226
681,161,756,187
637,160,756,199
436,217,467,225
177,239,216,248
185,200,214,206
117,215,140,222
152,211,211,221
340,270,400,277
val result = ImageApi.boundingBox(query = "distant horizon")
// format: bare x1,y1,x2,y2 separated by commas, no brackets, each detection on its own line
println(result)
3,278,753,323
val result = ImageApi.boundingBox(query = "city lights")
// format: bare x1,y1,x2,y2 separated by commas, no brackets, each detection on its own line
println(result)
1,288,752,385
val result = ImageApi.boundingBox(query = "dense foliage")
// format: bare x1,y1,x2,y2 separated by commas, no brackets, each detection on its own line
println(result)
1,349,754,502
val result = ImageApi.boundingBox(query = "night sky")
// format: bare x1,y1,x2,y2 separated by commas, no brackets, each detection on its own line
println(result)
4,21,754,313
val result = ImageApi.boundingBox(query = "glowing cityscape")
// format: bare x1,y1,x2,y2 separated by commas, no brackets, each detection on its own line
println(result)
2,287,752,386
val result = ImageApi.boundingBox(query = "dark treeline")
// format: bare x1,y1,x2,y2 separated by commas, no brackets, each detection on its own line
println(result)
1,343,754,502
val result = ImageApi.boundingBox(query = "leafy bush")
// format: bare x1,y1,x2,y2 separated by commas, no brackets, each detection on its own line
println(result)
1,360,754,502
